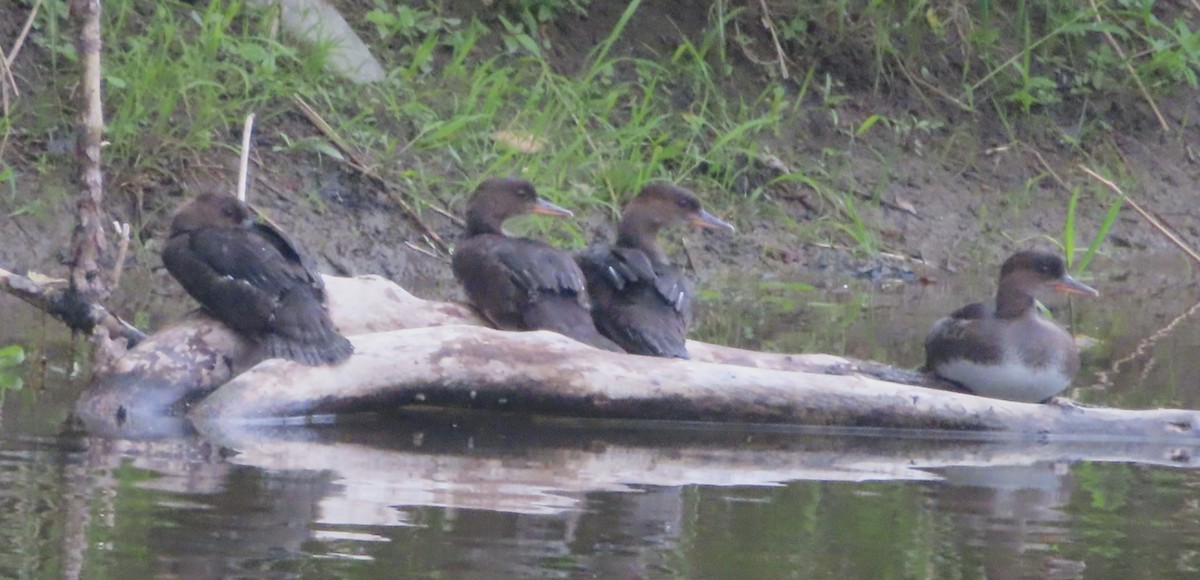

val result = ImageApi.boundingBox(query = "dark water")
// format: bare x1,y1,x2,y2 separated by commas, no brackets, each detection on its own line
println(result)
2,252,1199,579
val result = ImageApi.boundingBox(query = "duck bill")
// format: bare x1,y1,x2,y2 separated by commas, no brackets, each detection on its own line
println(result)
530,199,574,218
689,210,735,232
1052,274,1099,297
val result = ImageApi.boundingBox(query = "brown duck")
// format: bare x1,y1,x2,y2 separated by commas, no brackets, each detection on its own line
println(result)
162,193,353,366
452,178,622,352
923,250,1098,403
576,183,734,358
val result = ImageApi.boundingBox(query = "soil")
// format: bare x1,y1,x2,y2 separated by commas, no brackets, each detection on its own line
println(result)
2,0,1199,338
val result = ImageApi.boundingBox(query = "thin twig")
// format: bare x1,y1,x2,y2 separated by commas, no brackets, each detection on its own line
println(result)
1024,145,1069,191
237,113,255,202
0,70,9,159
1,0,40,165
3,0,42,74
0,51,14,98
894,59,973,113
1089,299,1200,391
1086,0,1169,133
428,203,466,228
292,95,372,171
1079,165,1200,264
292,94,451,255
404,241,450,264
757,0,789,79
109,221,131,290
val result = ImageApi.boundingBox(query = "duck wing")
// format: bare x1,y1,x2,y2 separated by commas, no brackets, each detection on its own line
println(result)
577,245,693,358
923,301,1001,370
454,235,589,327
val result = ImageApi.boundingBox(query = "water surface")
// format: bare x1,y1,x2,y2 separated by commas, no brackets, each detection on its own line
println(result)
1,251,1198,578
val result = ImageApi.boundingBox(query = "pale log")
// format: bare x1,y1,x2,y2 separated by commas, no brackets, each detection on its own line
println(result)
189,325,1200,440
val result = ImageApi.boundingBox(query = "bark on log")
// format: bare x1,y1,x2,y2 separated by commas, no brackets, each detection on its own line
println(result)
187,325,1200,440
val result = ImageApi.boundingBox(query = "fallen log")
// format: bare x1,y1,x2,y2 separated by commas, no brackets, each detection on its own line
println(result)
78,274,1200,441
77,275,863,428
186,325,1200,439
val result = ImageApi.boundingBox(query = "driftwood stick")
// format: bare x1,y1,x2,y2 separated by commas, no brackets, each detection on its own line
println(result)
109,221,131,290
1,267,145,347
66,0,109,303
236,113,255,202
189,325,1200,440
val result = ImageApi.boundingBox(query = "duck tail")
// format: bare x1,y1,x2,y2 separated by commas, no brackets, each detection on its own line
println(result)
524,296,625,353
265,289,355,366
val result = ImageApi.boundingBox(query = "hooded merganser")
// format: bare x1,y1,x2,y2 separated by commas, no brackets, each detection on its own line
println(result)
923,250,1098,403
162,193,353,366
576,183,734,358
451,178,622,352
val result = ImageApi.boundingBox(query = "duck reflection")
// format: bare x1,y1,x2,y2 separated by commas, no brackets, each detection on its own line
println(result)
930,462,1084,580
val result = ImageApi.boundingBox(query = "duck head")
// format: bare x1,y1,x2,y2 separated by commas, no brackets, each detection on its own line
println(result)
615,183,734,263
464,177,573,235
169,193,254,237
995,250,1098,317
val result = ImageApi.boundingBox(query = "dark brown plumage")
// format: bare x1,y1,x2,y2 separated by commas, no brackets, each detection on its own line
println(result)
576,183,734,358
451,178,622,352
923,250,1098,402
162,193,353,366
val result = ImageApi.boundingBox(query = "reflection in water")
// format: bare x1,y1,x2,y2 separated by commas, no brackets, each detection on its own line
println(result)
932,463,1082,580
4,408,1199,578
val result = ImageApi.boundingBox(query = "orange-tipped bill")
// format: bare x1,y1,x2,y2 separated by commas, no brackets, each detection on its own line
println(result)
530,198,574,218
689,210,735,232
1053,274,1099,297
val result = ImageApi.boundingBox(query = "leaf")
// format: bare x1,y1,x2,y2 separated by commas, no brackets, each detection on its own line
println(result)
492,130,546,153
893,196,918,216
0,372,21,392
856,114,882,136
0,345,25,369
312,141,345,161
925,7,944,36
513,33,542,58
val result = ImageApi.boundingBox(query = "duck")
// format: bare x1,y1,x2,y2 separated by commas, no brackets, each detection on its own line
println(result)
923,250,1098,403
451,177,623,352
576,183,734,358
162,193,353,366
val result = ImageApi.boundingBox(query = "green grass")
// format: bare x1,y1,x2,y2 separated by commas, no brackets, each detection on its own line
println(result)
7,0,1199,255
